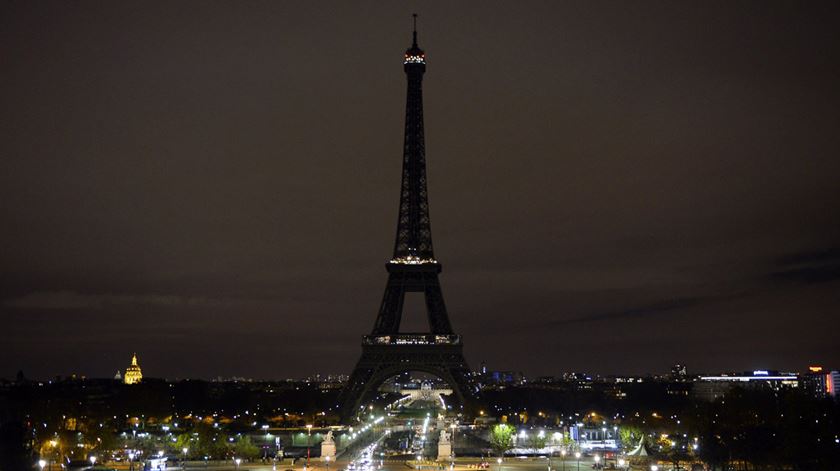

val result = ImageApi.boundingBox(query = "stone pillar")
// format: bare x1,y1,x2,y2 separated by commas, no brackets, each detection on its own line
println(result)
437,429,452,461
321,431,336,461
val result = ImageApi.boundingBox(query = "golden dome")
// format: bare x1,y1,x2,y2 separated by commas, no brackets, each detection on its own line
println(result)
123,353,143,385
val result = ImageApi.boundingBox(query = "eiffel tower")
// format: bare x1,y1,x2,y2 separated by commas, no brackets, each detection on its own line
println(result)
339,17,473,421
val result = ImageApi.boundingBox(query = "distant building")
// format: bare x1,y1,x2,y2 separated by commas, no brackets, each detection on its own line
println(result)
570,425,618,451
671,364,687,380
485,370,525,386
123,353,143,385
114,370,122,381
829,371,840,398
801,366,840,399
693,370,798,401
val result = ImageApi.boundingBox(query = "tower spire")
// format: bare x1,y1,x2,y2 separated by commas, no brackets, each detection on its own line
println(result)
412,13,418,47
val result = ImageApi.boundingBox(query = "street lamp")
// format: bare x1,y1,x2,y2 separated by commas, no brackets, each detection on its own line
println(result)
89,456,96,467
235,457,242,469
650,466,658,471
183,447,189,470
38,460,46,470
497,457,502,471
450,423,457,460
574,452,580,471
617,458,625,469
560,450,566,471
306,424,313,469
594,455,600,467
128,452,135,471
326,455,331,471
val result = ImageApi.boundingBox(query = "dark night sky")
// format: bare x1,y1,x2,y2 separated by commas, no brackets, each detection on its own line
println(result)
2,2,839,380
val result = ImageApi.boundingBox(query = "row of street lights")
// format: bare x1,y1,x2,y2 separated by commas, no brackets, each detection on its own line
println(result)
38,449,258,471
545,451,636,471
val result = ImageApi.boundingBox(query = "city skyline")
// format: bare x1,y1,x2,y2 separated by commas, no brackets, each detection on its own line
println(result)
2,2,840,380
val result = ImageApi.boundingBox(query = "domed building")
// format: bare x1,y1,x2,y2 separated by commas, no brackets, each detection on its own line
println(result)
123,353,143,385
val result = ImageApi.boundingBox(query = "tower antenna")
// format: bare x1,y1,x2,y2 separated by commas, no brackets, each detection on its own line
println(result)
412,13,418,47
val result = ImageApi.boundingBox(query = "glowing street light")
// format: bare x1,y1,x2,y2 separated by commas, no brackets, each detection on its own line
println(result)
560,449,567,471
450,422,457,460
38,460,46,470
128,452,135,471
574,452,581,471
89,456,97,467
651,466,659,471
497,457,502,471
306,424,313,469
183,447,189,470
235,457,242,469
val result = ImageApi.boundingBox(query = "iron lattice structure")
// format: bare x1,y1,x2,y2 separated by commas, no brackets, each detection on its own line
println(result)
339,22,473,421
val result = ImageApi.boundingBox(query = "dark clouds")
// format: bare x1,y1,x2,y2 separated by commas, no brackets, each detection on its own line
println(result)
1,1,839,379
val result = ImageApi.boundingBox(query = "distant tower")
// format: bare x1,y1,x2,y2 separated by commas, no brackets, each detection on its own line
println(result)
123,353,143,384
339,16,473,420
114,370,122,381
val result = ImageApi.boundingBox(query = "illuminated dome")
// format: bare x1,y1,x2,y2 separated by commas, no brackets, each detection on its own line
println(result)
123,353,143,385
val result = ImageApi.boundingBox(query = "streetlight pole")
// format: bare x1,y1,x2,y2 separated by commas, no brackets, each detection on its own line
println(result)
574,452,580,471
560,450,566,471
601,427,607,452
306,424,313,470
450,423,456,457
183,447,189,470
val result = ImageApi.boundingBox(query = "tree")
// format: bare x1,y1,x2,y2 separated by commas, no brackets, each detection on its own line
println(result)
696,431,729,471
490,424,515,457
89,425,120,456
172,433,195,458
233,436,260,461
0,421,30,471
527,432,548,453
618,426,642,452
560,436,577,453
193,423,228,460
